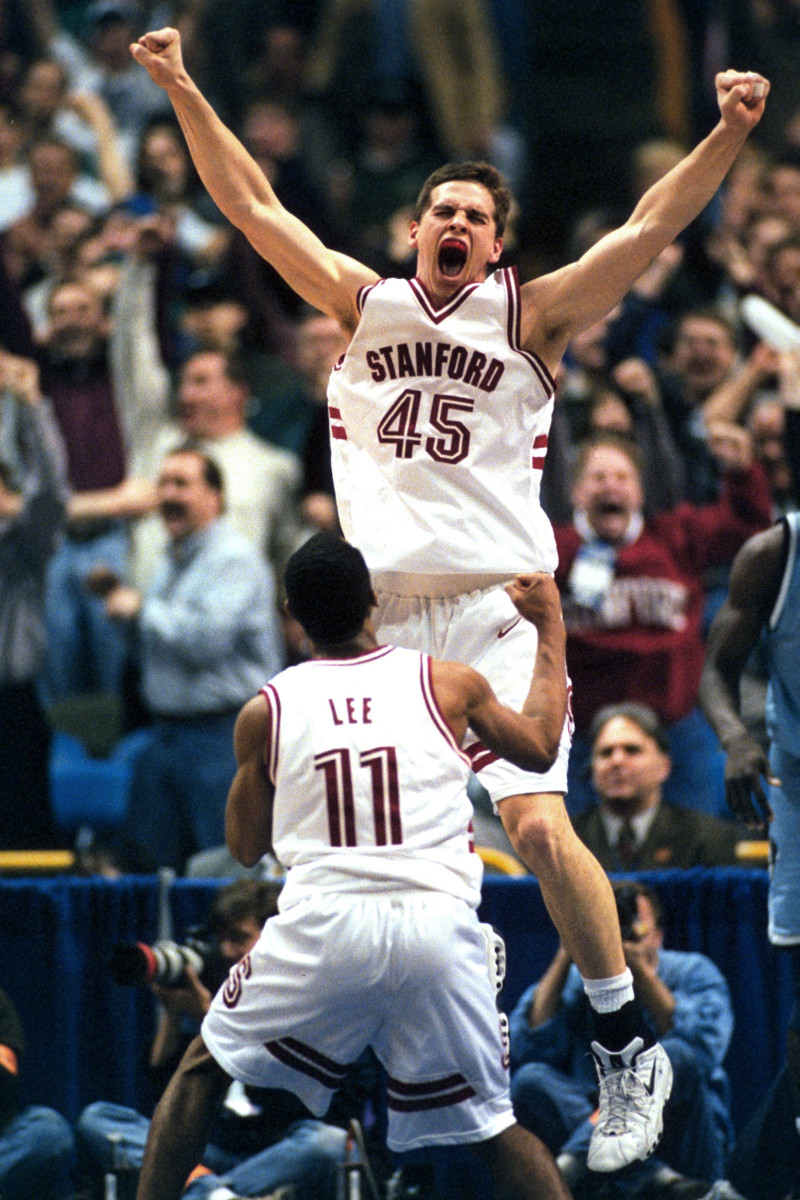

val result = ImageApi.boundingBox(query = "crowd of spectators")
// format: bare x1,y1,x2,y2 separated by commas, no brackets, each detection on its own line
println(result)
0,0,799,877
3,8,800,1200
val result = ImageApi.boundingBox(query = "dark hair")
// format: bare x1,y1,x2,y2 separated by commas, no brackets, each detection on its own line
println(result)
168,443,225,496
612,879,663,932
589,702,671,754
135,115,204,198
284,531,372,644
669,307,739,353
182,347,252,393
207,878,282,935
413,161,512,237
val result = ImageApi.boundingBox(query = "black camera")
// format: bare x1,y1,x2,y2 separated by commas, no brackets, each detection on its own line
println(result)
614,884,641,943
110,932,219,988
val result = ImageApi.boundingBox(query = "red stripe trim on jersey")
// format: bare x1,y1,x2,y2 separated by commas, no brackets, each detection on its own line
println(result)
260,684,281,783
265,1037,349,1089
408,276,481,324
419,656,471,766
386,1072,476,1110
357,281,382,315
342,748,356,845
388,1086,477,1112
531,433,549,470
465,740,500,772
502,266,556,397
316,645,396,667
329,404,348,441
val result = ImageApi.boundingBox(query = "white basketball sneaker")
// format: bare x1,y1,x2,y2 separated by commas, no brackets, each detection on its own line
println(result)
587,1037,673,1172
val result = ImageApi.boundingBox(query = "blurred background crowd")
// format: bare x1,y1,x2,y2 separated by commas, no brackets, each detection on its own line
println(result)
1,0,800,876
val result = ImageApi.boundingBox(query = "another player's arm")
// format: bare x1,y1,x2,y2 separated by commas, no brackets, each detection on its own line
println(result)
130,29,377,327
522,71,769,369
431,574,568,772
225,695,275,867
699,523,785,826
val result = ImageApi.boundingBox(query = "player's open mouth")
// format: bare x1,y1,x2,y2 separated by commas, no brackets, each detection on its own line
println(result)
597,501,626,517
438,238,468,277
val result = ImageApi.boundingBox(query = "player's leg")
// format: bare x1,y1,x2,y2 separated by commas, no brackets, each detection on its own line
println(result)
454,591,672,1172
475,1121,573,1199
498,790,625,979
135,1035,231,1200
376,895,571,1200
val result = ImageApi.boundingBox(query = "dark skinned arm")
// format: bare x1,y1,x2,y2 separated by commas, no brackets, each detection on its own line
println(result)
699,522,786,827
430,573,568,773
225,696,275,867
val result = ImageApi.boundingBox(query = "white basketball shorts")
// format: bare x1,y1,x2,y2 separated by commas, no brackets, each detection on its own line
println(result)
202,889,515,1151
375,580,571,803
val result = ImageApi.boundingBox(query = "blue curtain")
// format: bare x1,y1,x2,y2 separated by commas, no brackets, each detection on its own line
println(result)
0,869,790,1135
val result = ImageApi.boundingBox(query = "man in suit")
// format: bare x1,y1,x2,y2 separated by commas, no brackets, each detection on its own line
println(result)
572,702,744,871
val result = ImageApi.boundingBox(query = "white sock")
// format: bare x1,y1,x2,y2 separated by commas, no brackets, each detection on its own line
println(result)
582,968,634,1013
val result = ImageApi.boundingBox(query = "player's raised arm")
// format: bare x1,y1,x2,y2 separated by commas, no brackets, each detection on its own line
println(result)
431,573,568,772
130,29,377,328
225,695,275,866
523,70,769,370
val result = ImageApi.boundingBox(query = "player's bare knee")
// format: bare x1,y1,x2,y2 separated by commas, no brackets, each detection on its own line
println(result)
507,800,570,873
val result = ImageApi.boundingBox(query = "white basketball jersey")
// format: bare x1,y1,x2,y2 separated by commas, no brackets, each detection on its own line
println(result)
327,268,558,582
261,645,483,906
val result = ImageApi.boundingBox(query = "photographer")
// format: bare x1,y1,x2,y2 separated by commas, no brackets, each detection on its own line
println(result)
77,879,375,1200
508,881,738,1199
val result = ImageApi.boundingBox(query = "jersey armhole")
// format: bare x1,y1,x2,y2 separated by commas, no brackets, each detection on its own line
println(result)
419,655,471,764
260,684,280,784
357,280,383,316
769,516,796,628
501,265,556,398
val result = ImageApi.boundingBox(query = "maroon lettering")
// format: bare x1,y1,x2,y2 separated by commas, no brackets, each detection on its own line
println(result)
480,359,504,391
366,350,386,382
379,346,397,379
363,697,372,723
397,343,415,377
463,350,487,386
328,699,344,725
448,345,467,380
434,342,451,374
346,697,357,723
415,341,433,375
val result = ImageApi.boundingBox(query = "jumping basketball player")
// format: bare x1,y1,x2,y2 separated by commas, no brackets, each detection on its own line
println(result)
131,26,769,1172
135,532,573,1200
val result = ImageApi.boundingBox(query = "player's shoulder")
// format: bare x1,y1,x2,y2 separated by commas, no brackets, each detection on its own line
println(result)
730,518,787,587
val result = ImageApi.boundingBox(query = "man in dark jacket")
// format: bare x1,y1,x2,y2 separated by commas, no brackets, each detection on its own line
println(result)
573,702,745,871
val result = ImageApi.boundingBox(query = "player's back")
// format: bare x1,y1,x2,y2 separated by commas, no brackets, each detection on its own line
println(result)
262,645,483,905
